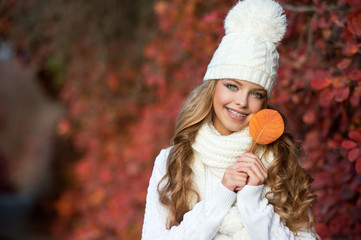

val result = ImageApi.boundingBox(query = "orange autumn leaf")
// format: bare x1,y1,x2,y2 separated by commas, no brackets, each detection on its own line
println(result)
249,109,285,145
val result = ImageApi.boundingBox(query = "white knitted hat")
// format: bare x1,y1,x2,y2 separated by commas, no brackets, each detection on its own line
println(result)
203,0,287,96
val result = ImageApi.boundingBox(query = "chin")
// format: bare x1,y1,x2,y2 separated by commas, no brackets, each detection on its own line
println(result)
228,124,247,133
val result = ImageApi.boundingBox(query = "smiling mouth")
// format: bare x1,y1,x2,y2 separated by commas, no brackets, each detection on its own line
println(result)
226,108,247,118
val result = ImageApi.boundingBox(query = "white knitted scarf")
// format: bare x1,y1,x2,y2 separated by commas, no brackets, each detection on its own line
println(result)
191,122,273,239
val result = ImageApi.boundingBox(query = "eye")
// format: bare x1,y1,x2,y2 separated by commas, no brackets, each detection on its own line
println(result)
251,92,265,99
224,83,238,90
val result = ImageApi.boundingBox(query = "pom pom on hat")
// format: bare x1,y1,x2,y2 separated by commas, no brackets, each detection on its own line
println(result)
203,0,288,97
225,0,287,44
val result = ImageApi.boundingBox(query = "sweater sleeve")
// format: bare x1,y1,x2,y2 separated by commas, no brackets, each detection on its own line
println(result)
141,148,236,240
236,185,317,240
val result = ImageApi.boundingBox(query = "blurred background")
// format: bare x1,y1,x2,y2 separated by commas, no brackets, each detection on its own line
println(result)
0,0,360,239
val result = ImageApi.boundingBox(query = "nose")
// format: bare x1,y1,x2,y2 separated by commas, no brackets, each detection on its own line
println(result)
235,91,248,108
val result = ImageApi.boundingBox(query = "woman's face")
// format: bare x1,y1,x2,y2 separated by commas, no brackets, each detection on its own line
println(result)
212,79,267,135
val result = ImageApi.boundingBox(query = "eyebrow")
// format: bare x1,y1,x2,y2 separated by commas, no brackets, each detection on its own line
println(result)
224,79,266,92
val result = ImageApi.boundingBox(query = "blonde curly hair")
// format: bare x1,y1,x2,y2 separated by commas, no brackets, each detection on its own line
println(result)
158,80,317,235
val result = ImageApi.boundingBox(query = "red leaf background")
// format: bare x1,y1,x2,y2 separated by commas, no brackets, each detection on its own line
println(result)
1,0,361,239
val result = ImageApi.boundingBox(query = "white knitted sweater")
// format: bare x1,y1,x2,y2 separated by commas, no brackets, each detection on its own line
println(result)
142,122,316,240
192,123,272,239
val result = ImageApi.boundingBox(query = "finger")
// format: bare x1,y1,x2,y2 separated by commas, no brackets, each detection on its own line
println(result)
237,154,267,173
238,152,262,162
236,157,267,178
235,170,248,177
238,166,266,186
227,170,248,181
222,166,249,191
237,153,261,165
239,162,267,180
233,176,248,191
237,166,259,184
238,152,260,160
238,160,266,177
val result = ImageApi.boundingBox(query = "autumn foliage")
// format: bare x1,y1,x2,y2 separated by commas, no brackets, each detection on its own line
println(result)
1,0,361,239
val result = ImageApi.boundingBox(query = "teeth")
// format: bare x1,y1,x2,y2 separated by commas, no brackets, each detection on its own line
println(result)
227,109,247,117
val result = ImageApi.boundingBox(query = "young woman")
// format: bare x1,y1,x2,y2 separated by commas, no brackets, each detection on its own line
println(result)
142,0,318,239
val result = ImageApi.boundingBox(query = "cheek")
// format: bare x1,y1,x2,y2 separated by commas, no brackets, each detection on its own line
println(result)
249,99,265,112
213,88,227,107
